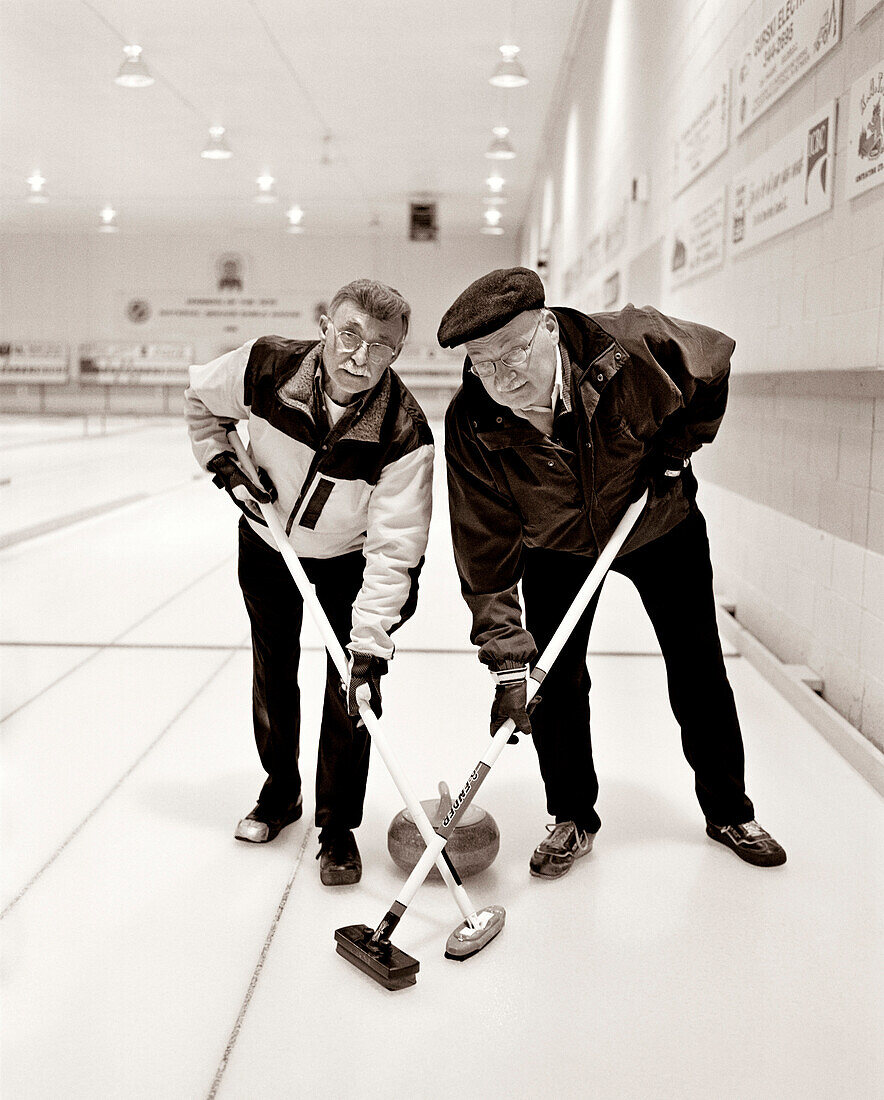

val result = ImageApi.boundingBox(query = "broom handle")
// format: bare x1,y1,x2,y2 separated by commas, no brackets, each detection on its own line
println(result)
389,488,650,906
225,427,479,919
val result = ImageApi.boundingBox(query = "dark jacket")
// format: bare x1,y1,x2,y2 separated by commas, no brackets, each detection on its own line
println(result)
444,304,735,670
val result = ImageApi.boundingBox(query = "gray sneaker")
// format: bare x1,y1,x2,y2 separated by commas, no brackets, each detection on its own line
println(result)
705,819,786,867
529,821,595,878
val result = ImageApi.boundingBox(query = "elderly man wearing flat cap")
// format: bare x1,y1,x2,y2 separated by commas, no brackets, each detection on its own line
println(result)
439,267,785,877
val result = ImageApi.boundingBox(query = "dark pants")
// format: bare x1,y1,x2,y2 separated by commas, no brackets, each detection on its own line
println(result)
237,518,370,832
522,506,754,834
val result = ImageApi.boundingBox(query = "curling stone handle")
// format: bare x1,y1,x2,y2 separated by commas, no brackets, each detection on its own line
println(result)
437,781,453,820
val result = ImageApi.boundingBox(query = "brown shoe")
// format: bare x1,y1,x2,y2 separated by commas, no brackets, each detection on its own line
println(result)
529,821,595,878
318,830,362,885
234,796,303,843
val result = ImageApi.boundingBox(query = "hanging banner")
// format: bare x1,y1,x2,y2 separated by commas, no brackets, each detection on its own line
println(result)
846,60,884,199
0,342,69,384
736,0,842,135
731,101,836,254
78,342,194,385
667,187,727,288
855,0,881,23
672,70,731,195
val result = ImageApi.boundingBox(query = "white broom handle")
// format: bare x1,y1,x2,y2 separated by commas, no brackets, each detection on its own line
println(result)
390,488,650,907
225,428,478,917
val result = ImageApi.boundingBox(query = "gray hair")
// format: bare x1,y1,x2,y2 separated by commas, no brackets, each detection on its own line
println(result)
328,278,411,341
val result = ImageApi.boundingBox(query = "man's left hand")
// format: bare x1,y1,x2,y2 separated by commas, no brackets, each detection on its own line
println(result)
346,652,388,720
650,453,689,497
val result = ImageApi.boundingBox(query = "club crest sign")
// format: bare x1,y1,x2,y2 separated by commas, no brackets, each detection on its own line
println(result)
846,61,884,199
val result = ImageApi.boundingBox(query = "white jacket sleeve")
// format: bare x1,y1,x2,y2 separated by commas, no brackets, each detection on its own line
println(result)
348,442,434,659
184,339,257,469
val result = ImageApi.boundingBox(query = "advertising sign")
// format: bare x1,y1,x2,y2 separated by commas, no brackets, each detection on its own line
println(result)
78,342,194,385
0,342,69,384
846,60,884,199
673,70,731,195
731,102,836,253
736,0,842,135
668,188,726,288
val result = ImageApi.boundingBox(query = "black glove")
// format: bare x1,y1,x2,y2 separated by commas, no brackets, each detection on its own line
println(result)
647,450,689,498
207,451,277,525
490,666,534,740
346,652,388,721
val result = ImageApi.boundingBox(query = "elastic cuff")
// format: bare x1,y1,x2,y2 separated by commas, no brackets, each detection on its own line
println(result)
491,664,529,686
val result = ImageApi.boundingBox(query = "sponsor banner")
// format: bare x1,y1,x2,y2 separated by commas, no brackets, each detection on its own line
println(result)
731,101,836,254
846,60,884,199
855,0,881,24
0,341,69,384
78,342,193,385
667,187,727,288
673,70,731,195
736,0,842,135
121,292,307,340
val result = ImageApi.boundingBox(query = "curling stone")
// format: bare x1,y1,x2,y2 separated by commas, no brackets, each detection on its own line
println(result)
387,781,500,881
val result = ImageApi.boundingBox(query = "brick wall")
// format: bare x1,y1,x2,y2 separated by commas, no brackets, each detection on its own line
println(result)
519,0,883,749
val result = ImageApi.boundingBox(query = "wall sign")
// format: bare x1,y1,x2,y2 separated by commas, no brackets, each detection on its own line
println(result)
0,342,69,384
846,59,884,199
736,0,842,135
731,101,836,253
667,187,726,288
672,70,731,195
78,342,193,385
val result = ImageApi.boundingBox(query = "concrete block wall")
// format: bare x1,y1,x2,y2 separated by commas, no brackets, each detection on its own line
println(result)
518,0,883,749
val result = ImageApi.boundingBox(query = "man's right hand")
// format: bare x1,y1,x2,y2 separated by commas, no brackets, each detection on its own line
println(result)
207,451,277,525
490,665,533,740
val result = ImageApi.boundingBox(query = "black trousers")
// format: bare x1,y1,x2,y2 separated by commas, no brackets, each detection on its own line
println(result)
237,518,370,832
522,506,754,834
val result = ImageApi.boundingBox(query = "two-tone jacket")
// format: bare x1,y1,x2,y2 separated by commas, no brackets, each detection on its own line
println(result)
444,304,735,671
185,336,434,660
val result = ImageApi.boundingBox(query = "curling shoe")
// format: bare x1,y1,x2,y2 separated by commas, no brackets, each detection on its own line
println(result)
529,821,595,879
318,829,362,886
705,819,786,866
234,795,303,844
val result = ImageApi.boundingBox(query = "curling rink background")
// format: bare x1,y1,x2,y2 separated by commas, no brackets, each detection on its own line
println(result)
1,415,882,1099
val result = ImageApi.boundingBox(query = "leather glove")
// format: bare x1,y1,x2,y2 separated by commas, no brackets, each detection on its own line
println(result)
207,451,277,525
346,652,387,721
638,449,690,499
490,665,533,741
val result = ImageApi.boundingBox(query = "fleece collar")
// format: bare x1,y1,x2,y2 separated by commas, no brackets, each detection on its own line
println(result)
276,341,391,443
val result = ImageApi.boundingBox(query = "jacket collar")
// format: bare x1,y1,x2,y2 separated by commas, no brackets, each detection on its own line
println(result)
461,306,627,439
276,341,390,443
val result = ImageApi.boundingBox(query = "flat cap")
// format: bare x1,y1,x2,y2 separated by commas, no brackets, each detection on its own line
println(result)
437,267,545,348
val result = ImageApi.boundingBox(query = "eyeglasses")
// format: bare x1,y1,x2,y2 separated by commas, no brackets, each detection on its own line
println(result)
331,324,398,368
468,315,543,378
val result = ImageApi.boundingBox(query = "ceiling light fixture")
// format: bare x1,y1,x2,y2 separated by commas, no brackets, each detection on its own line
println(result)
483,208,503,226
485,173,506,193
485,126,516,159
98,207,118,233
286,205,304,232
481,225,505,235
201,126,232,159
26,172,48,204
114,45,155,88
254,174,278,203
489,44,528,88
483,194,507,206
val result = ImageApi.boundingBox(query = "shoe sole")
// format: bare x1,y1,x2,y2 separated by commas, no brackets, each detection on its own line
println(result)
320,868,362,886
706,827,787,867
